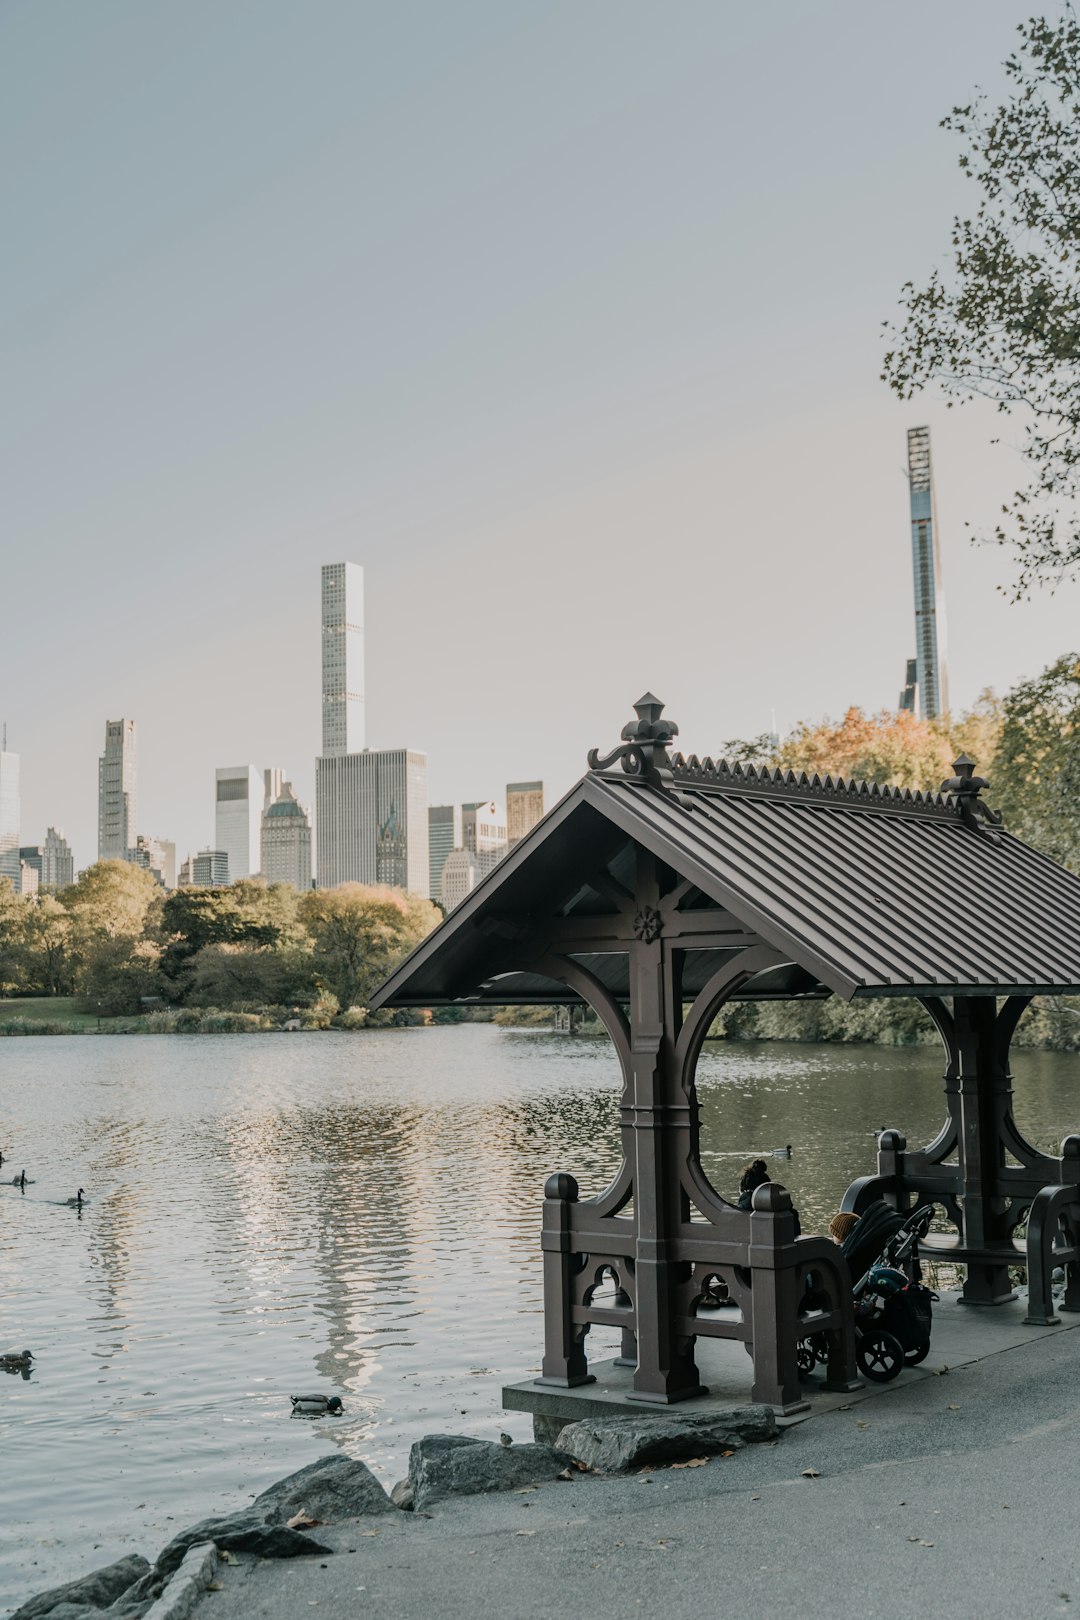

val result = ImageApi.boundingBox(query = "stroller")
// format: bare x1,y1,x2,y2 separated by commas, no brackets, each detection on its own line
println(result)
799,1202,938,1383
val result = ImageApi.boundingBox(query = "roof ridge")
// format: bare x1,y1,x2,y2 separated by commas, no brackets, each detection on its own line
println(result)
668,750,958,817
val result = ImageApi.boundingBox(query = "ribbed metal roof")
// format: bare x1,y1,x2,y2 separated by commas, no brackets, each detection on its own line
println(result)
371,700,1080,1009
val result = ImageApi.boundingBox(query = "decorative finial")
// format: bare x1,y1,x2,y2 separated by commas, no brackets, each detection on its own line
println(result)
939,756,1004,842
588,694,683,797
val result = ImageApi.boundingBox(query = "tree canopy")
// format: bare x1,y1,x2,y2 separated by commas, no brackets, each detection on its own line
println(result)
883,9,1080,594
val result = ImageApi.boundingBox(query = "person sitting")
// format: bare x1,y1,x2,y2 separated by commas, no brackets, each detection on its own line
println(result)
737,1159,771,1211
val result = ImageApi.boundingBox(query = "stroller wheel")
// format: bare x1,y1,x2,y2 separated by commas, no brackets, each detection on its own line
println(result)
797,1341,817,1379
856,1329,905,1383
905,1341,931,1365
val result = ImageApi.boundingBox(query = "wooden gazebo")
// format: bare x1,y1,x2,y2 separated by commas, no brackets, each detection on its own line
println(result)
371,696,1080,1412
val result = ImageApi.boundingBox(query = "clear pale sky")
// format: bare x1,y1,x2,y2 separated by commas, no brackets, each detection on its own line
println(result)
3,0,1078,870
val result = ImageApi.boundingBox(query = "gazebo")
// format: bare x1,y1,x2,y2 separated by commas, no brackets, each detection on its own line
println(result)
371,696,1080,1413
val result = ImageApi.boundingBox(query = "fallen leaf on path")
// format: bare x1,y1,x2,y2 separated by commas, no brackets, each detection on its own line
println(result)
947,1403,961,1411
669,1458,708,1470
515,1529,538,1537
801,1468,821,1479
720,1450,735,1459
557,1468,574,1480
750,1495,760,1502
856,1421,871,1430
514,1487,537,1495
359,1530,381,1538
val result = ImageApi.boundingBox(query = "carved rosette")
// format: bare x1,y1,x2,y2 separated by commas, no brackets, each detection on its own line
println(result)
632,905,662,942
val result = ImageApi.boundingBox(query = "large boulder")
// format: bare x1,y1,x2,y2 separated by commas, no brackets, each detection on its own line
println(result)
251,1454,395,1523
408,1435,572,1510
10,1554,150,1620
155,1512,331,1577
555,1405,777,1473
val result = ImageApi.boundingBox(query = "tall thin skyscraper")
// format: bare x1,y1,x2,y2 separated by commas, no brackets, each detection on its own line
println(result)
905,427,950,720
0,741,20,887
321,563,365,756
215,765,262,881
98,719,137,860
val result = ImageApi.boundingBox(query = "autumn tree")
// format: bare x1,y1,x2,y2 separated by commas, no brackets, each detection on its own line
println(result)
883,9,1080,593
299,885,439,1011
20,895,73,996
775,708,957,792
63,861,163,1001
991,652,1080,867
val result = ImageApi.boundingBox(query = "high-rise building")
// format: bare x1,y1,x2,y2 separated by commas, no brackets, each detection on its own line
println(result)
130,834,176,889
43,827,74,890
316,749,428,892
261,782,313,890
0,743,20,888
180,849,230,887
214,766,262,882
905,427,950,720
439,846,479,912
18,846,43,889
322,562,365,757
506,781,545,845
263,767,285,812
98,719,137,860
428,805,462,902
463,800,507,878
18,861,39,897
898,657,918,716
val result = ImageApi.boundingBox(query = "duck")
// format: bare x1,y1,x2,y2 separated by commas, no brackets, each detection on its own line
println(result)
0,1350,33,1371
64,1188,86,1208
774,1145,793,1158
11,1170,28,1187
290,1394,344,1417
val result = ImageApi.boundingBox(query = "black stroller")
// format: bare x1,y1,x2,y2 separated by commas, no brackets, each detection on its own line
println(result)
799,1202,938,1383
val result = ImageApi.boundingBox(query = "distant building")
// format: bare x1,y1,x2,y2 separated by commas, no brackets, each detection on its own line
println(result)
905,427,950,720
439,846,479,912
261,783,312,890
99,719,137,861
18,846,43,890
18,860,39,898
898,657,919,716
180,849,230,888
214,766,262,882
43,827,74,890
263,767,284,811
428,805,462,901
0,742,20,889
316,748,428,891
130,834,176,889
463,800,507,878
506,781,544,846
322,562,365,757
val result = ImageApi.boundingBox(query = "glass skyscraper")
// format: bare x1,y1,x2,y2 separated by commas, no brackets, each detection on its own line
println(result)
98,718,137,860
321,562,365,756
906,426,949,720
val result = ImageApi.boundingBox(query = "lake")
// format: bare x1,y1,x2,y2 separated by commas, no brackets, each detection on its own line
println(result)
2,1025,1077,1609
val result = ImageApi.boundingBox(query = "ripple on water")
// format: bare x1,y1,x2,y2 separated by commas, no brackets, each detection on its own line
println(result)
1,1025,1077,1606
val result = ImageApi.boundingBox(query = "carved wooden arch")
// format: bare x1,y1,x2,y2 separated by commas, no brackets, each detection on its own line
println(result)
673,945,789,1223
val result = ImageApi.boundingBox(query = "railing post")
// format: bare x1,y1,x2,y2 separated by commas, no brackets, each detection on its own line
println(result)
536,1173,594,1387
748,1185,809,1415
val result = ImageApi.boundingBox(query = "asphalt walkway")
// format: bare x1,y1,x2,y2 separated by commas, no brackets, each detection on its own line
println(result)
194,1315,1080,1620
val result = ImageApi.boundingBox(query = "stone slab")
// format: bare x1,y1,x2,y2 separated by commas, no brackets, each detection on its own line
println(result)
503,1289,1080,1432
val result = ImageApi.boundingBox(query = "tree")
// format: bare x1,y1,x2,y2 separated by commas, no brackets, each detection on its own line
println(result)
20,895,73,995
158,881,300,1001
991,652,1080,868
188,941,314,1009
299,885,439,1012
62,861,162,996
0,879,28,996
82,936,164,1016
775,708,957,792
883,9,1080,594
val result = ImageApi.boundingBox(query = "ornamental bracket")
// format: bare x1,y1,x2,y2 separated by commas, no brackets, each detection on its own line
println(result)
588,694,692,807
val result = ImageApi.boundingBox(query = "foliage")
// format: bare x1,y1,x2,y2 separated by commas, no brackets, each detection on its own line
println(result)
775,707,957,791
159,880,302,999
19,896,73,996
990,651,1080,868
883,8,1080,593
299,885,439,1012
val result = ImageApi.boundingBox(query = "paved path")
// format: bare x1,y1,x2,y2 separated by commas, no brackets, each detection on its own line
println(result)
195,1328,1080,1620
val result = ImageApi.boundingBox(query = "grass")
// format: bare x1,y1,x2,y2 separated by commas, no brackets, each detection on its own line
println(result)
0,996,111,1031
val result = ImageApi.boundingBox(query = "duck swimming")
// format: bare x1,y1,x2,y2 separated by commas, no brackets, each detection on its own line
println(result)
65,1188,86,1208
0,1350,33,1371
774,1145,793,1158
290,1394,344,1417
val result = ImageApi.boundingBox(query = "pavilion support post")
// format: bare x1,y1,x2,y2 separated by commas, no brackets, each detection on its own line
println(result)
537,1173,594,1387
747,1186,809,1413
627,859,701,1403
954,996,1017,1307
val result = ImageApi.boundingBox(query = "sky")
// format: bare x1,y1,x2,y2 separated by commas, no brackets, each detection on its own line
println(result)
3,0,1079,870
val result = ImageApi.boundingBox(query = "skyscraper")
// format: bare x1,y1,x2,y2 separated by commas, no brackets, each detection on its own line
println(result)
428,804,462,901
316,749,428,892
463,800,507,877
322,562,365,756
0,741,19,888
261,782,313,890
506,781,545,845
904,427,950,720
98,719,137,860
43,827,74,890
130,834,176,888
214,765,262,881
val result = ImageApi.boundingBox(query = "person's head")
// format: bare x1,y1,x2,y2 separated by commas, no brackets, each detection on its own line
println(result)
829,1211,860,1244
739,1158,770,1195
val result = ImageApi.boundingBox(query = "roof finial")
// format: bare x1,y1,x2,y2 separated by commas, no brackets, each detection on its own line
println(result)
588,694,682,797
940,755,1004,841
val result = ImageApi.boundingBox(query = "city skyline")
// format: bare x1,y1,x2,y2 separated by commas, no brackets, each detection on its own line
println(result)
5,2,1080,871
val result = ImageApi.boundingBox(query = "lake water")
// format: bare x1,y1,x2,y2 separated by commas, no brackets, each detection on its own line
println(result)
2,1025,1078,1610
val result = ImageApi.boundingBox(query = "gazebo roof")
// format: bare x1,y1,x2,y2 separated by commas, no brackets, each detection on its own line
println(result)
372,698,1080,1009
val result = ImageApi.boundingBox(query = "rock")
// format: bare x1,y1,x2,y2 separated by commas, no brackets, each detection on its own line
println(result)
408,1434,572,1510
390,1478,414,1511
251,1454,395,1523
155,1512,331,1577
11,1554,151,1620
555,1405,778,1473
531,1415,567,1446
140,1542,218,1620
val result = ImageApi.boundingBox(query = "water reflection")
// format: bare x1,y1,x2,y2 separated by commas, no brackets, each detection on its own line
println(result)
0,1024,1076,1607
